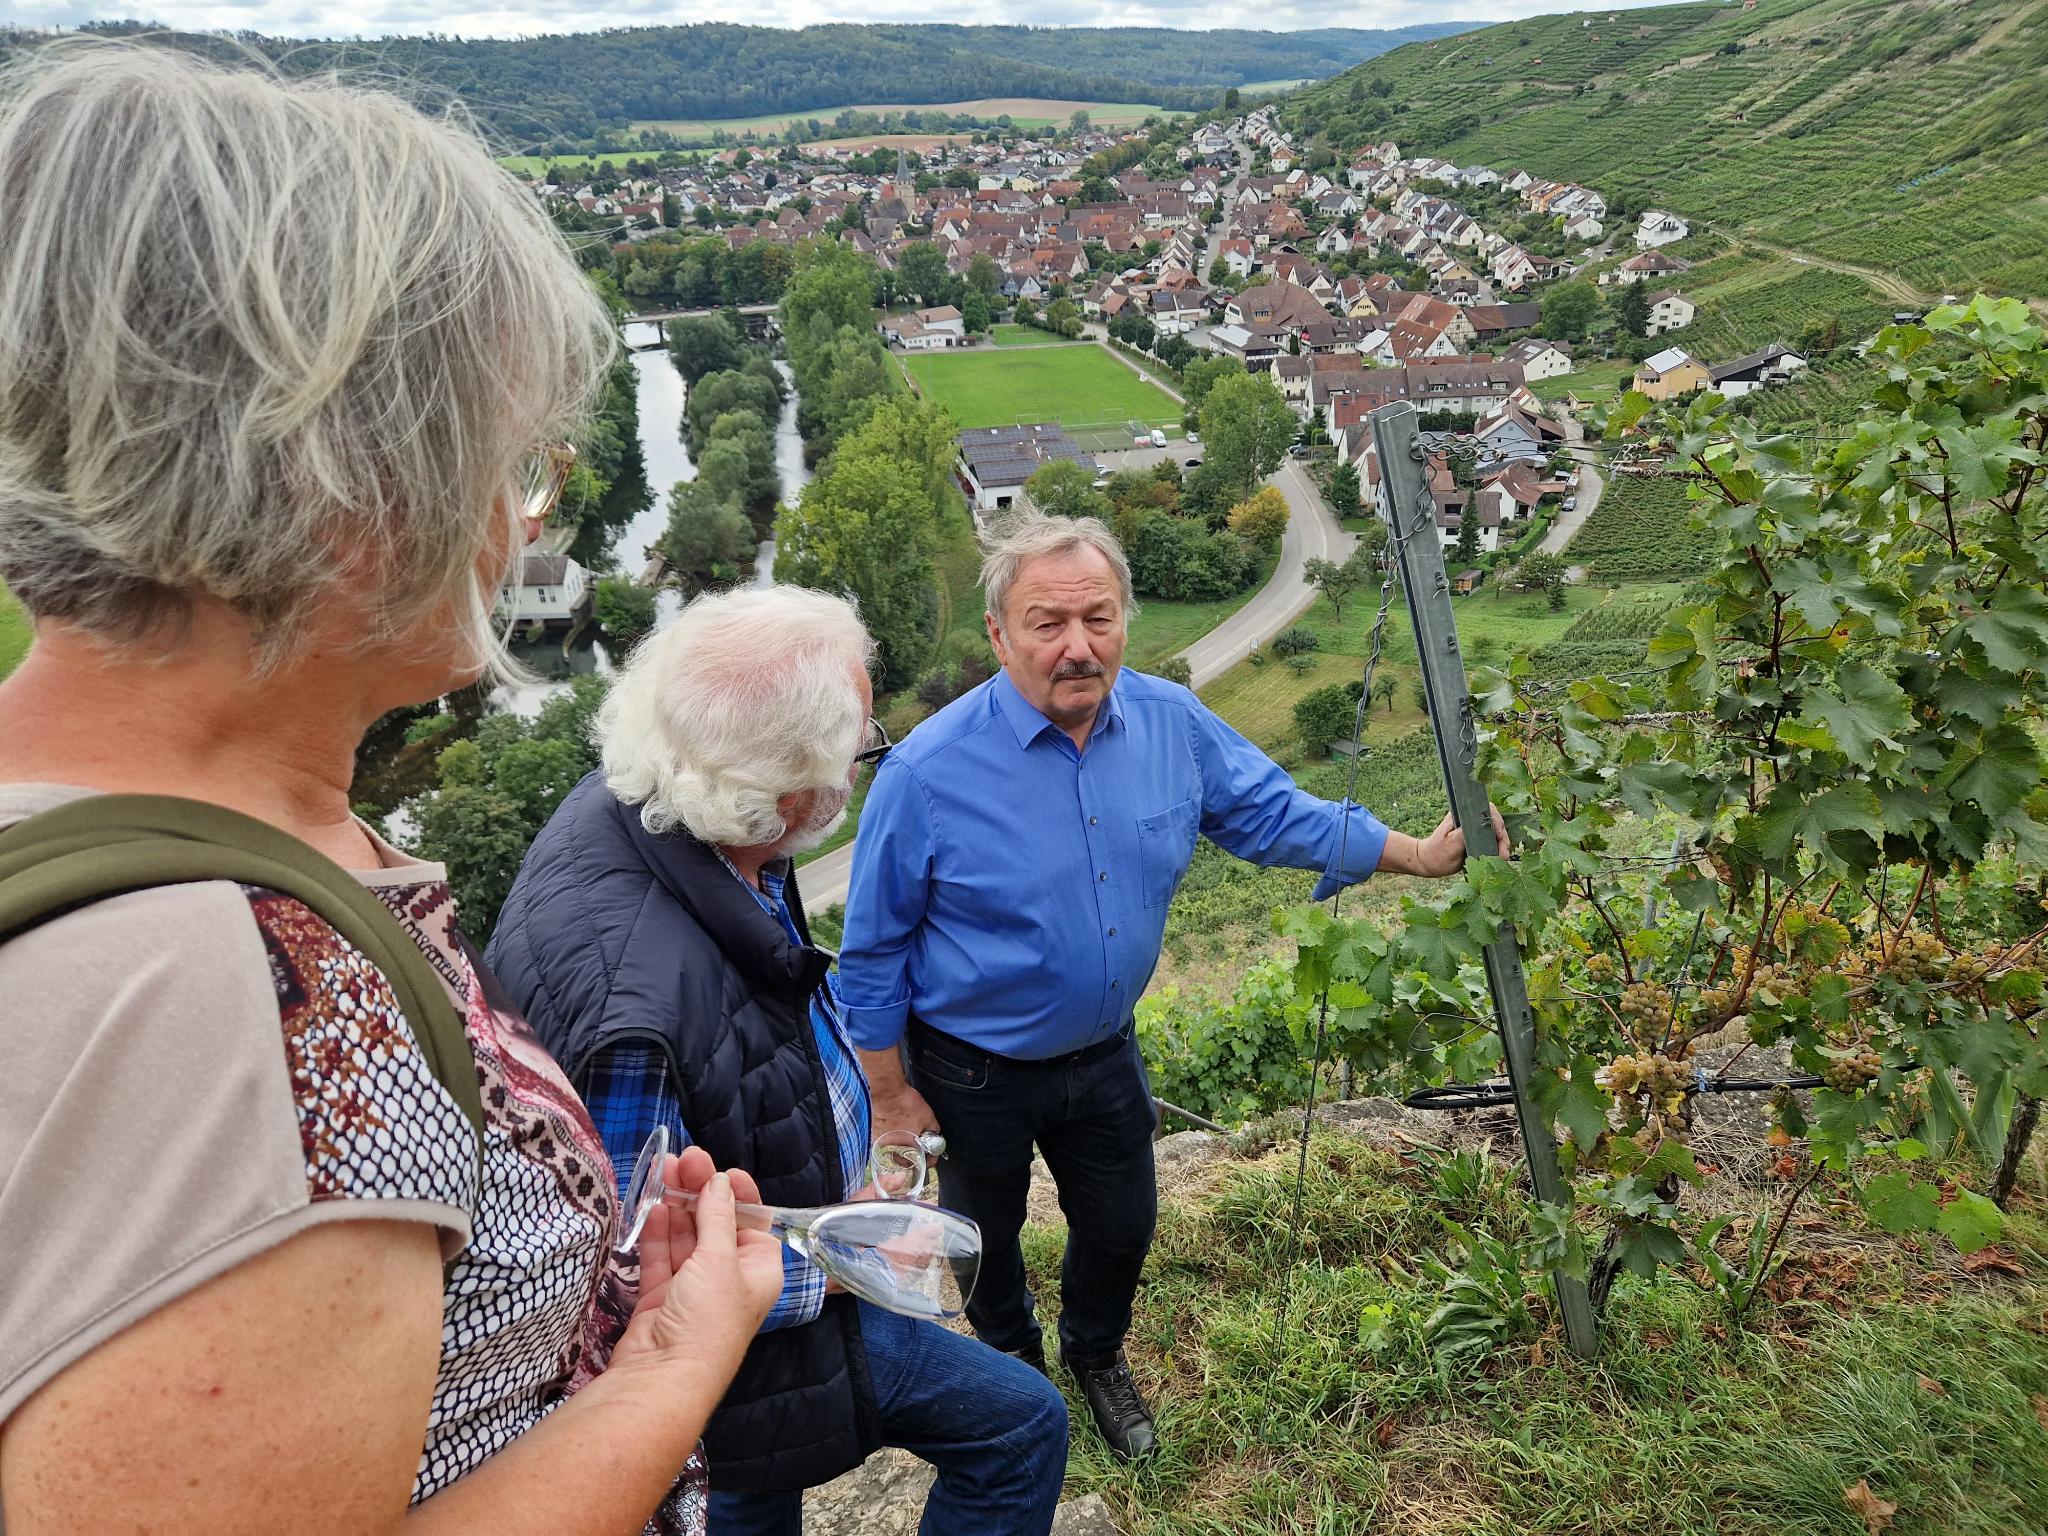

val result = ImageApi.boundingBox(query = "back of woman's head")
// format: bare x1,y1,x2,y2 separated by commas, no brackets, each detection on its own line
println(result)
0,38,615,671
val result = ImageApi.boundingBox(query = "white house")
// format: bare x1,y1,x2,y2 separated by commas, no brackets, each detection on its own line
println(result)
1503,337,1575,381
497,552,589,630
1644,290,1697,336
1636,208,1690,248
881,305,968,350
1709,341,1808,398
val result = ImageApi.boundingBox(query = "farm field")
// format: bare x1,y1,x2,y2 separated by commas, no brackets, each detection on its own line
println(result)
1529,357,1632,404
627,97,1175,140
902,345,1181,432
1679,252,1895,360
1570,472,1718,582
1285,0,2048,302
0,582,29,681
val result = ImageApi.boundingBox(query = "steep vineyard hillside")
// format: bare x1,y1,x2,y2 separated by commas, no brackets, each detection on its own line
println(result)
1283,0,2048,299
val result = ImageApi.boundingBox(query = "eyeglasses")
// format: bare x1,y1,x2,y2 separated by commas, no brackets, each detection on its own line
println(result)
853,716,892,767
520,442,579,529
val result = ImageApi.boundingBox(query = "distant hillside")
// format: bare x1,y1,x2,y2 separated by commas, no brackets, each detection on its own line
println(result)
27,22,1477,149
1282,0,2048,299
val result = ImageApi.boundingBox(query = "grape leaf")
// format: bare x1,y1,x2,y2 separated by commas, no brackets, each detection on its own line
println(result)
1790,662,1912,760
1934,1189,2004,1255
1940,722,2042,819
1861,1171,1940,1234
1753,782,1882,862
1963,588,2048,675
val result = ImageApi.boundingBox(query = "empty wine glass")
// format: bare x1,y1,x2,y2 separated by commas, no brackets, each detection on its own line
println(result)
868,1129,928,1199
617,1126,981,1320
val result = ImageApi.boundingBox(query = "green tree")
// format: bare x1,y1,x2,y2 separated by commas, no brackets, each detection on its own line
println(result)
1201,371,1297,503
774,396,957,687
1371,672,1398,714
1026,460,1113,521
1514,550,1568,599
660,478,753,589
1302,549,1368,619
1327,462,1361,515
1293,681,1360,756
666,315,745,387
1613,281,1650,339
966,252,1001,300
896,242,953,307
804,326,898,448
782,240,881,390
1180,354,1244,410
1223,87,1241,110
1539,281,1601,345
593,576,656,646
1044,297,1083,337
1454,507,1481,569
1068,109,1092,133
961,291,992,334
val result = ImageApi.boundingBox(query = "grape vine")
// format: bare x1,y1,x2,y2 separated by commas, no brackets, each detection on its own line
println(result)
1280,297,2048,1322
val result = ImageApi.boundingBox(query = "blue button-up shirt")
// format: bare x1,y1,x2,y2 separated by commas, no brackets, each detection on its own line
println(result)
838,667,1391,1059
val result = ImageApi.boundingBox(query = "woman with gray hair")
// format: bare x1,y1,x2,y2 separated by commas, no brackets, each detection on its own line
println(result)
0,39,782,1536
487,585,1070,1534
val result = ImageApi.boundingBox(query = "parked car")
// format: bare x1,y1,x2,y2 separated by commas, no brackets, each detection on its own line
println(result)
1150,428,1169,447
1562,495,1578,511
1288,444,1308,458
1184,457,1203,468
1185,429,1201,445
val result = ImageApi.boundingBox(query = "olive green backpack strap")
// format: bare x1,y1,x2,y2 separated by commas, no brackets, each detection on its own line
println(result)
0,793,486,1156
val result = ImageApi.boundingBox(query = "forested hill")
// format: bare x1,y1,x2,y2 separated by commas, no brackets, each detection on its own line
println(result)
1282,0,2048,300
32,21,1473,145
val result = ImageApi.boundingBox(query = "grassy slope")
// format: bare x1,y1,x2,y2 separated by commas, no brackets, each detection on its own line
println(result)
1284,0,2048,300
1046,1128,2048,1535
903,345,1183,430
0,583,30,682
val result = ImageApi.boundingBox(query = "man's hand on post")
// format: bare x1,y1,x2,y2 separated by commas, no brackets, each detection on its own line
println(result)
1380,805,1512,879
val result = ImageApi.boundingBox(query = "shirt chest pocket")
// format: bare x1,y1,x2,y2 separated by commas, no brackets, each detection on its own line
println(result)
1135,799,1199,911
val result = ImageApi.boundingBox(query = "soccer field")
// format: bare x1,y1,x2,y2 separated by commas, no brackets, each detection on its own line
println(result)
903,346,1182,433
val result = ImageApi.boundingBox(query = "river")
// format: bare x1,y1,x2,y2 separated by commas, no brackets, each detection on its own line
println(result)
489,323,804,718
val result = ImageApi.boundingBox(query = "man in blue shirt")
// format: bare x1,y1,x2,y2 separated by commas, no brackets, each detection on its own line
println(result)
839,513,1504,1460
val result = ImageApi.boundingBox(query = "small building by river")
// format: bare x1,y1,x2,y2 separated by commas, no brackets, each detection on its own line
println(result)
497,551,591,637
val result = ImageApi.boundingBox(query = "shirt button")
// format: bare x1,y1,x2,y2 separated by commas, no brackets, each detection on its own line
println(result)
1112,979,1120,988
1089,815,1099,825
1108,926,1117,937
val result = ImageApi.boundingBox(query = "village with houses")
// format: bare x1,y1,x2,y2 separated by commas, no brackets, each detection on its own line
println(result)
513,93,1823,603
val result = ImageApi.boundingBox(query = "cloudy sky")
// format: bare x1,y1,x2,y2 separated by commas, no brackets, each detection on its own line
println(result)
6,0,1684,42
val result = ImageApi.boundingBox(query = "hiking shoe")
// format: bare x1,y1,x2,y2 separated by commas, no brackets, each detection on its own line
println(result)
1003,1333,1050,1378
1063,1348,1158,1460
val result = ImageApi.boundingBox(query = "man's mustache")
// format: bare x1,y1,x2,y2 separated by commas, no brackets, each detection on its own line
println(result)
1050,660,1106,682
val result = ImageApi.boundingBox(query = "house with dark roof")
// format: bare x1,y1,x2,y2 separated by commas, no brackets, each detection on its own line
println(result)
1709,342,1807,398
956,424,1097,512
497,552,591,633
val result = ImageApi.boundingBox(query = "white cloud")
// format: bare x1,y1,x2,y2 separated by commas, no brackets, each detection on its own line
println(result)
8,0,1690,40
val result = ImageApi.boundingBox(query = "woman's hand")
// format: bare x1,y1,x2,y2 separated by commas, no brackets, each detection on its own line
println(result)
617,1147,783,1373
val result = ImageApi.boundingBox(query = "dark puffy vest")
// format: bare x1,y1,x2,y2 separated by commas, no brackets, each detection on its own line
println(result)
485,771,879,1493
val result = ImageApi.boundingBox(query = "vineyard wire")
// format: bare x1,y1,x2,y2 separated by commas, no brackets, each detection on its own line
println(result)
1258,504,1414,1419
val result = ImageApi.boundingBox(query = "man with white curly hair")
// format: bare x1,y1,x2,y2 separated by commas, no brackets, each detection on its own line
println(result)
488,585,1067,1536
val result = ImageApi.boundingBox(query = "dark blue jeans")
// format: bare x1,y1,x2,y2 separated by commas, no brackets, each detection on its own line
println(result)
909,1026,1159,1365
706,1301,1069,1536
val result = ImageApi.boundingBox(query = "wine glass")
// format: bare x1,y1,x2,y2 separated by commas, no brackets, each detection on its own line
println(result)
868,1129,929,1199
617,1126,981,1321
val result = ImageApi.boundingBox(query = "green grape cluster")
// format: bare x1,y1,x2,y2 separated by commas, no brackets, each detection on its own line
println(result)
1823,1044,1883,1093
1584,951,1617,982
1598,1049,1695,1129
1865,930,1947,983
1619,980,1674,1042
